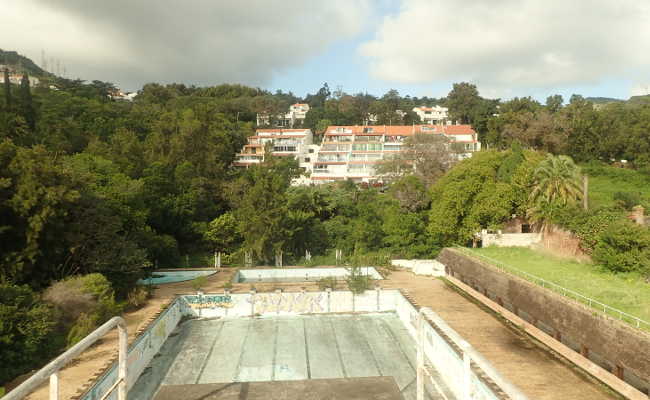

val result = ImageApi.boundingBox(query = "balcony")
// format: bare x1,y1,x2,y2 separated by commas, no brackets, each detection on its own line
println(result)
323,137,352,143
317,155,348,162
354,135,383,143
320,144,350,152
273,146,297,153
352,144,383,152
384,136,406,144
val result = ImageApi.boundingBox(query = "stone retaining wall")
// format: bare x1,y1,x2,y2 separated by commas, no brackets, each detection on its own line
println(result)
438,248,650,395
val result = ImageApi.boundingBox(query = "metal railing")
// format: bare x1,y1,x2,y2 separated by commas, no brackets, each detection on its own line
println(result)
4,317,128,400
455,247,650,331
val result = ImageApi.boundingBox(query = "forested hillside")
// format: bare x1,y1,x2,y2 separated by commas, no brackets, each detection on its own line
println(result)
0,49,49,77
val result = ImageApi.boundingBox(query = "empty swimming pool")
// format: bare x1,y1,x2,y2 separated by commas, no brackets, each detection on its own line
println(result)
138,270,216,285
233,267,383,283
80,290,527,400
129,313,451,400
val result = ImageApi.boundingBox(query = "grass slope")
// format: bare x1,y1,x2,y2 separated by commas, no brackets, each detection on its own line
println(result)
583,163,650,209
465,246,650,328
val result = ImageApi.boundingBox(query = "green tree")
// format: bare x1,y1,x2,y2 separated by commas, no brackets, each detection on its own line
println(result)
18,74,36,131
229,156,300,262
428,150,541,245
528,154,583,228
3,69,11,110
0,283,58,384
446,82,481,124
546,94,564,113
204,212,241,256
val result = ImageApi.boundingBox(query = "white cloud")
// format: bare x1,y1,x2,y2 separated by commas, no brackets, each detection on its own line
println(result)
1,0,371,90
360,0,650,95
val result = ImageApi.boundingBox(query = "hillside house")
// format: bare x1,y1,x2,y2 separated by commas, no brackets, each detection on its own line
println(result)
256,103,310,128
412,106,448,124
234,128,315,173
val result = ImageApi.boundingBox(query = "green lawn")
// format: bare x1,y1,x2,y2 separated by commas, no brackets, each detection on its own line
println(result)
461,246,650,329
583,162,650,209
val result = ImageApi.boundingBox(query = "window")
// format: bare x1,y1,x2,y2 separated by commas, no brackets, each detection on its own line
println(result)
363,127,373,133
308,149,314,153
304,157,310,163
273,146,297,152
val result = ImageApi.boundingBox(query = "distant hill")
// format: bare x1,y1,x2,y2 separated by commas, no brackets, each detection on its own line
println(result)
586,95,650,109
628,94,650,105
585,96,624,104
0,49,49,77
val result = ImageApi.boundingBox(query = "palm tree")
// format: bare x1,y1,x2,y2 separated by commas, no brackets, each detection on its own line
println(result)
528,154,583,230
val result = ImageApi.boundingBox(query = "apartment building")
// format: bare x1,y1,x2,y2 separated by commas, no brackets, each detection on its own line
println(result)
310,124,480,184
412,105,448,124
256,103,310,127
234,128,315,172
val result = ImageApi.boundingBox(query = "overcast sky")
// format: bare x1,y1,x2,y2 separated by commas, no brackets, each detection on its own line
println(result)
3,0,650,100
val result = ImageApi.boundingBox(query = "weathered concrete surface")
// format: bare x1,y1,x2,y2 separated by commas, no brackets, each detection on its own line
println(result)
379,270,618,400
438,248,650,394
153,377,404,400
130,314,452,400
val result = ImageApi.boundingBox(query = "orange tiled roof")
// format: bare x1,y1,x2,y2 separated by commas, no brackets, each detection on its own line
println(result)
324,125,475,136
443,125,476,135
256,128,310,133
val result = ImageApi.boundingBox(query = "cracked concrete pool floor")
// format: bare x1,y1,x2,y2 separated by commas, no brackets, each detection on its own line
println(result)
130,313,454,400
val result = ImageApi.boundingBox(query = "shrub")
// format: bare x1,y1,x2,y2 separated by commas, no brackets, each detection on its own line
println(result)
0,284,58,385
592,221,650,274
191,275,208,292
554,207,622,252
222,281,233,290
613,191,642,210
43,273,123,346
317,276,337,290
126,285,150,310
346,273,372,294
66,312,99,346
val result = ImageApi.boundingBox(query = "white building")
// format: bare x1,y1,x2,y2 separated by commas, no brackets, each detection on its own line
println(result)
412,106,448,124
257,103,310,128
6,73,40,87
310,124,480,184
234,128,315,172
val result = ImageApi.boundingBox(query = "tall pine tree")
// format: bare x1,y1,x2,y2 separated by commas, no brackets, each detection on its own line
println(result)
19,74,35,131
3,68,11,110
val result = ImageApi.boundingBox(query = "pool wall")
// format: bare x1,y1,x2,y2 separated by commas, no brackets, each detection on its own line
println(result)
79,289,526,400
78,300,183,400
233,267,383,283
179,289,394,318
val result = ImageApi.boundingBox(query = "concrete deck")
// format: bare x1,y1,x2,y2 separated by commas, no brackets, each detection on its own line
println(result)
130,314,453,400
153,377,405,400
